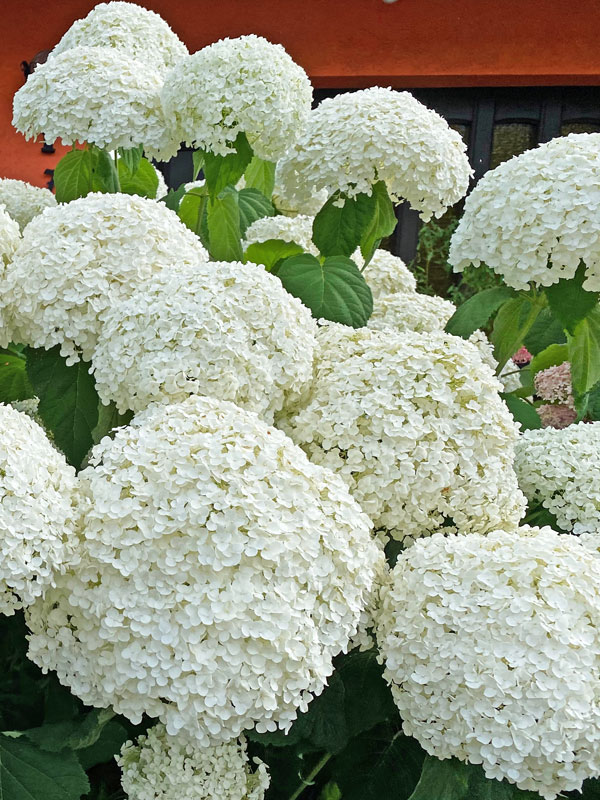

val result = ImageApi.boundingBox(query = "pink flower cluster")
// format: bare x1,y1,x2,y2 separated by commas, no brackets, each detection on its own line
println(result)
534,362,576,429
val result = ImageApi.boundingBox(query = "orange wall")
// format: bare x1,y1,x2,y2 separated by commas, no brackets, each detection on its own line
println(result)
3,0,600,186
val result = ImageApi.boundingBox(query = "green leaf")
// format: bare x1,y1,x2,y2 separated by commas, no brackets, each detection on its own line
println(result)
408,757,539,800
523,307,566,355
203,132,253,197
117,157,159,198
117,144,143,175
161,184,186,211
244,239,304,272
244,156,276,197
0,733,89,800
336,650,397,739
523,500,562,530
312,191,377,258
277,254,373,327
582,380,600,421
91,402,133,446
491,296,544,371
359,181,397,264
22,709,115,753
26,346,99,469
91,149,120,194
333,728,424,800
178,186,209,246
500,393,542,431
192,151,204,180
568,307,600,395
319,782,342,800
53,149,94,203
0,350,34,402
528,343,569,380
544,262,599,334
445,286,516,338
237,188,276,235
207,192,243,261
78,720,129,770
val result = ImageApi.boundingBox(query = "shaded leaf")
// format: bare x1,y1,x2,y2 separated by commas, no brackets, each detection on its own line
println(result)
161,184,186,211
26,346,99,469
568,307,600,395
337,649,397,739
23,709,115,753
313,191,376,258
360,181,397,264
244,156,276,197
91,149,120,194
117,157,159,198
178,186,209,246
207,192,243,261
491,296,544,371
500,393,541,431
408,757,539,800
117,144,143,175
523,307,566,355
0,734,89,800
0,350,34,403
78,720,129,770
277,254,372,327
192,151,204,180
237,188,275,235
544,262,599,334
445,286,515,338
203,132,253,197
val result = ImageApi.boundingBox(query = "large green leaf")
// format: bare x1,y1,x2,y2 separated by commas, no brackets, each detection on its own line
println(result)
408,757,539,800
544,262,599,334
499,393,542,431
244,239,304,272
78,720,129,770
161,184,186,210
22,709,115,753
359,181,397,264
91,149,120,194
237,188,275,235
523,307,566,355
336,650,397,740
0,349,34,403
192,151,204,181
203,132,253,197
277,254,373,327
117,144,144,175
207,192,243,261
178,186,209,246
26,346,99,468
568,307,600,396
53,149,94,203
117,157,159,198
0,734,89,800
332,728,424,800
244,156,276,197
528,343,569,379
312,191,377,258
491,296,544,371
445,286,516,339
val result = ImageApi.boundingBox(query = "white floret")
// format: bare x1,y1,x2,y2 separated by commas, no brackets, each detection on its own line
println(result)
26,395,382,744
368,292,455,333
375,527,600,798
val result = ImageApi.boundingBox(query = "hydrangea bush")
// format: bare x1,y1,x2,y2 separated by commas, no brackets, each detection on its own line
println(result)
1,3,599,800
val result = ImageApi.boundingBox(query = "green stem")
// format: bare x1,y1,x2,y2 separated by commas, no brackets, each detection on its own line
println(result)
287,753,332,800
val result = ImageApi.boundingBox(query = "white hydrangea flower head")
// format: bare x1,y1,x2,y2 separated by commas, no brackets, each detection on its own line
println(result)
13,47,178,160
26,396,382,743
514,422,600,531
272,175,329,217
118,727,270,800
0,193,208,363
368,292,455,333
375,526,600,798
0,204,20,265
0,179,56,231
278,323,525,541
243,214,317,255
0,404,78,616
91,261,317,421
450,133,600,290
51,1,188,74
161,35,313,160
362,250,416,299
277,88,472,221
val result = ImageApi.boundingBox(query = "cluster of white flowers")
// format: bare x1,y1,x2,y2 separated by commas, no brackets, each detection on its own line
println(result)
161,35,312,160
362,250,417,299
278,323,525,541
272,178,329,217
0,205,20,266
368,292,455,333
0,405,78,616
118,727,270,800
375,527,600,798
27,396,381,744
450,134,600,290
0,179,56,231
92,261,317,421
277,88,472,221
243,214,317,255
0,193,208,362
13,47,177,160
515,422,600,531
51,1,188,74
